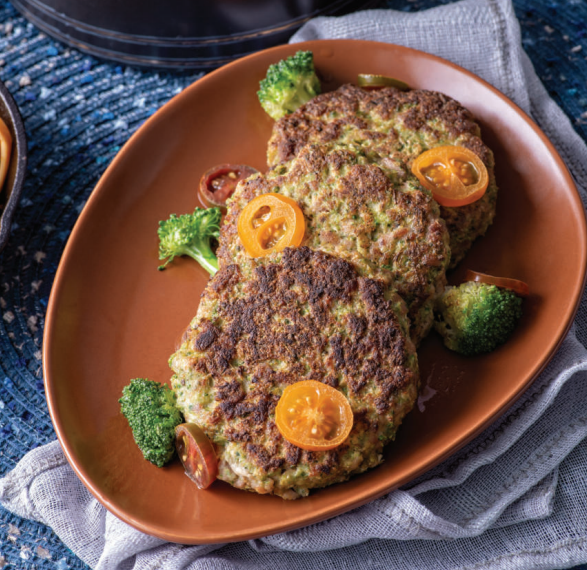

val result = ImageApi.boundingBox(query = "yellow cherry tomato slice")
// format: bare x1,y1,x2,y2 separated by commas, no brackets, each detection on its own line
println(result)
237,193,305,258
411,145,489,207
175,423,218,489
465,270,529,297
0,117,13,193
275,380,354,451
357,74,410,91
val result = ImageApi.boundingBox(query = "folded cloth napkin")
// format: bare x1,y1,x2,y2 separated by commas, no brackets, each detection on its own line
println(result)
3,0,587,568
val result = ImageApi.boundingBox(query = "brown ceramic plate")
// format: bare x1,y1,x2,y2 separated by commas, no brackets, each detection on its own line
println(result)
43,40,587,544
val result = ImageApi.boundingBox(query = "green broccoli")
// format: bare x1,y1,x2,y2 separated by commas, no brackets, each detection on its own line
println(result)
157,207,221,275
434,281,523,356
119,378,184,467
258,50,321,120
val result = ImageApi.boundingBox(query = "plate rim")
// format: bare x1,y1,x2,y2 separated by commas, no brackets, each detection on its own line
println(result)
42,38,587,543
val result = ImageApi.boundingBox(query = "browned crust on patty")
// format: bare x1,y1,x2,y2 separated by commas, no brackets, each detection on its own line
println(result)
268,84,491,166
267,84,497,268
216,143,449,343
172,247,419,487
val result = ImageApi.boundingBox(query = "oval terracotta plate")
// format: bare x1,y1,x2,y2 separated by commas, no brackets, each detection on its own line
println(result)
43,40,587,544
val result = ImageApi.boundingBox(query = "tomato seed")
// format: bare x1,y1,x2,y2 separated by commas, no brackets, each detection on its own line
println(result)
252,206,272,229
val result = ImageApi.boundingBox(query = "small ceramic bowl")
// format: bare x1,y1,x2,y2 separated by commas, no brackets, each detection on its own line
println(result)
0,78,27,252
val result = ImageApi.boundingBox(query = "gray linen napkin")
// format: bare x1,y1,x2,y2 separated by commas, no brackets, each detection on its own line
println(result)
3,0,587,568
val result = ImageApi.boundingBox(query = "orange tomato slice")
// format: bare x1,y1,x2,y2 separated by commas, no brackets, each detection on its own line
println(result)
0,117,12,193
237,193,305,258
275,380,354,451
411,145,489,207
175,423,218,489
465,270,529,297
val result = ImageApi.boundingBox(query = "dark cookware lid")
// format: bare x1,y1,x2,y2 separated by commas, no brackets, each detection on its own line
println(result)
10,0,374,70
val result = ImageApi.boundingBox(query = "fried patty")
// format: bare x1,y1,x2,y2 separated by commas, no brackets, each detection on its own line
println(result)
267,84,498,267
217,143,450,344
169,247,419,499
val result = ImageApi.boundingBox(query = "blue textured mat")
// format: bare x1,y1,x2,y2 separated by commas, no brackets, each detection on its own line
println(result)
0,0,586,568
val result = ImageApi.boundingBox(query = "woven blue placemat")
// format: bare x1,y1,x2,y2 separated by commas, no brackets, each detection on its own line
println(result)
0,0,586,568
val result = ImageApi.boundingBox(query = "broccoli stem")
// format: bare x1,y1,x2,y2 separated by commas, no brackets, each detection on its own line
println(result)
184,242,219,275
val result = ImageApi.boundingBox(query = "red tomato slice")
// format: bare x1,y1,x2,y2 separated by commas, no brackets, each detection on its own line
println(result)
199,164,258,208
465,270,529,297
175,423,218,489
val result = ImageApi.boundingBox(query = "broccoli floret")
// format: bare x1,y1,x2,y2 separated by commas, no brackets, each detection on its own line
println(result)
157,207,221,275
434,281,523,356
258,50,321,120
119,378,184,467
